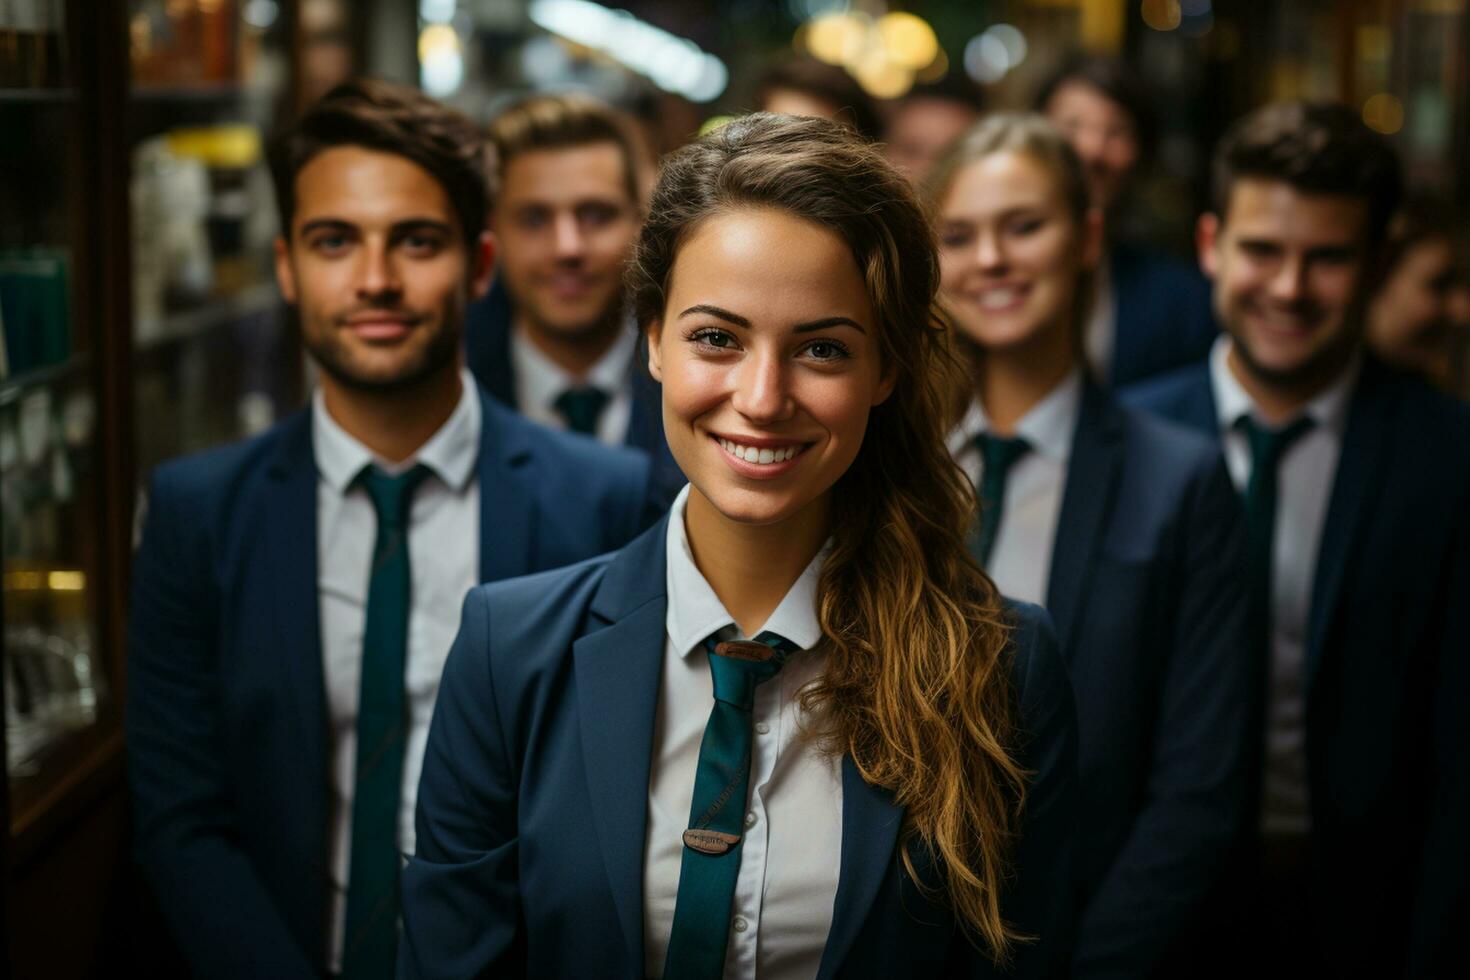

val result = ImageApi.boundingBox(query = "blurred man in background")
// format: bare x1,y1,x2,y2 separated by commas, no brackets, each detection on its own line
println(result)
1127,101,1470,977
465,92,682,504
754,55,883,142
1039,54,1216,387
881,76,984,184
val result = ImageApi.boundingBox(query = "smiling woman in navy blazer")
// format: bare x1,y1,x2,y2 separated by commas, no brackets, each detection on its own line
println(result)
928,114,1252,979
400,114,1078,979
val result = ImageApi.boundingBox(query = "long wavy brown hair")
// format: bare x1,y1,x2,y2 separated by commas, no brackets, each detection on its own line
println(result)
627,113,1029,961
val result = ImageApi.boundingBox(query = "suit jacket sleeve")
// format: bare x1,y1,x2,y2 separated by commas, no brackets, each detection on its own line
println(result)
126,471,318,979
399,588,525,979
1407,481,1470,978
1072,457,1252,978
960,604,1078,979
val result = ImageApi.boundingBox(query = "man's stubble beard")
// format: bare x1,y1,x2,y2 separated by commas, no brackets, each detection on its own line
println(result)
303,312,463,394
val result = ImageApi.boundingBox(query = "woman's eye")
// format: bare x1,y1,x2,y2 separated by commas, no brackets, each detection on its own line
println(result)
802,340,851,361
1011,218,1044,236
691,328,738,350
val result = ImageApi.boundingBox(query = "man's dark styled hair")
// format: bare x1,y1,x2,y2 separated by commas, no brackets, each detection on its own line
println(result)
269,77,493,244
754,56,882,142
1034,53,1157,159
488,92,644,207
896,74,986,115
1212,101,1403,248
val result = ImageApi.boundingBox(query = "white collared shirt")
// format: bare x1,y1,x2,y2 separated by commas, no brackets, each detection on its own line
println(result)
509,317,637,445
948,369,1083,606
313,369,481,973
643,486,843,980
1209,337,1357,836
1083,254,1117,384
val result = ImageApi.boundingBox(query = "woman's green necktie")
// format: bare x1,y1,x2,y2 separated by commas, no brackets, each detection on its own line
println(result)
662,630,798,979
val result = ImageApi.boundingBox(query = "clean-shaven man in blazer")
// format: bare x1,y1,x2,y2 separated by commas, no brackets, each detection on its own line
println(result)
126,79,654,980
930,114,1251,978
1126,101,1470,977
464,92,682,505
1038,54,1217,387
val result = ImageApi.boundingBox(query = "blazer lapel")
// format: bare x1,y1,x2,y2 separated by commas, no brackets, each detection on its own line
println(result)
1047,383,1124,652
1108,248,1142,383
263,413,327,791
1304,364,1395,697
572,520,670,976
816,755,906,979
476,390,536,582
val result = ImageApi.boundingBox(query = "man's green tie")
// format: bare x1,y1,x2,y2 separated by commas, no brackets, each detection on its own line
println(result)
341,463,430,979
554,385,610,436
1237,415,1315,645
971,432,1031,568
1236,414,1314,823
662,630,798,979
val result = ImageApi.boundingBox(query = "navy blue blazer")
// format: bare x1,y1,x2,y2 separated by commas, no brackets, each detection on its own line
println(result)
400,518,1080,979
1048,384,1251,978
1107,243,1216,389
465,279,685,507
125,387,655,979
1124,357,1470,976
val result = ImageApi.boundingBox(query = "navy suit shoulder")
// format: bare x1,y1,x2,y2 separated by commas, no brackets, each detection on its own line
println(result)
482,395,655,544
1118,360,1217,435
147,412,297,524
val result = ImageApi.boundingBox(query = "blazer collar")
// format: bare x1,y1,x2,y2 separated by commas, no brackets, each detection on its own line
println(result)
263,411,328,797
476,388,539,582
815,756,906,979
1305,358,1397,694
1047,381,1125,650
573,518,671,976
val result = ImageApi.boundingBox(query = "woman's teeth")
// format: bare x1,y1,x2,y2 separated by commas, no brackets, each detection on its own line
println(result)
719,439,801,464
977,287,1023,309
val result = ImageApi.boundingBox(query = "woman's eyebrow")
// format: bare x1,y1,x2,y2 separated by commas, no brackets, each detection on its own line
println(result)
677,303,750,327
678,305,866,335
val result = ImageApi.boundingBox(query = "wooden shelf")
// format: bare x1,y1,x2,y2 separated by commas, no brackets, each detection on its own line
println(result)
0,353,89,406
0,88,78,104
133,281,282,354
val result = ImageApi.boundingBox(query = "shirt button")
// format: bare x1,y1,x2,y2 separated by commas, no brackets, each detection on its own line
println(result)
732,916,749,933
754,722,770,735
744,811,757,829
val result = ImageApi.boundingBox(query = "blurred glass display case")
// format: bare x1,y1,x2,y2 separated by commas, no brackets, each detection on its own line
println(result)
2,2,315,973
1,0,116,847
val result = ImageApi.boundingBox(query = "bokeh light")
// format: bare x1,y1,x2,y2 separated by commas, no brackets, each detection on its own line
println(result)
1363,92,1405,134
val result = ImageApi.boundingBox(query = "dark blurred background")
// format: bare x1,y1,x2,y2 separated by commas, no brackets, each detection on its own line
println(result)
0,2,1466,975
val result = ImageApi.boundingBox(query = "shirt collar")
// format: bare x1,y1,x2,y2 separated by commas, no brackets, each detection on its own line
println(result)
663,485,827,659
510,315,639,413
948,367,1083,462
1209,335,1358,435
312,367,481,494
